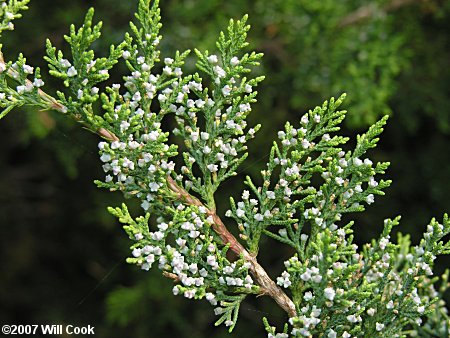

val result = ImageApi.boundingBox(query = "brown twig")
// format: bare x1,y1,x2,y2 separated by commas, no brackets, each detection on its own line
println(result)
163,271,181,282
339,0,421,27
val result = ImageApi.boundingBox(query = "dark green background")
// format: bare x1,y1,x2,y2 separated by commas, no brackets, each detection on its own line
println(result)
0,0,449,336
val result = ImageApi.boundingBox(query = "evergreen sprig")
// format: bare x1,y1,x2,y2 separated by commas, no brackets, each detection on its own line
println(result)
44,7,125,132
0,1,448,337
0,51,47,118
0,0,29,36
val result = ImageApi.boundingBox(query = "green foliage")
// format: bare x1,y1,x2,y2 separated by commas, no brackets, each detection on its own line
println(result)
44,7,125,131
175,14,264,208
0,1,449,337
228,96,391,254
0,0,29,37
0,49,48,119
214,293,246,332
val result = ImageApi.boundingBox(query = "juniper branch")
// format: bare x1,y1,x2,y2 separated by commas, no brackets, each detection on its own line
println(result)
0,51,119,141
2,2,449,335
0,51,296,316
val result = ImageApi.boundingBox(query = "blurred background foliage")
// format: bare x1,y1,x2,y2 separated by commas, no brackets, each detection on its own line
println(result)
0,0,449,336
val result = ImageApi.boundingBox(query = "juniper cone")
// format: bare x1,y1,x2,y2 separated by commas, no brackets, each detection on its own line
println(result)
0,0,449,337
